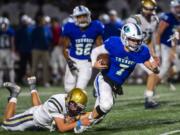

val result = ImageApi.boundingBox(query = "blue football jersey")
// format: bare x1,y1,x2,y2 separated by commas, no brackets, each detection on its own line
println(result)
102,36,150,85
160,12,180,47
0,27,15,49
62,20,104,60
103,19,124,40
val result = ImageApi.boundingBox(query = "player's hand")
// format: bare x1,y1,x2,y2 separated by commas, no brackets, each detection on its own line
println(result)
67,58,78,72
153,56,160,66
94,59,108,69
80,117,91,126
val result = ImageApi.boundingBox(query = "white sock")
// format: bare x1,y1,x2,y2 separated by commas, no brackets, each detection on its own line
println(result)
145,90,153,98
9,97,17,103
31,90,37,94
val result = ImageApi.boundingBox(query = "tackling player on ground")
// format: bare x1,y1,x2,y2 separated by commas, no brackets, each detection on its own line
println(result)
1,76,90,132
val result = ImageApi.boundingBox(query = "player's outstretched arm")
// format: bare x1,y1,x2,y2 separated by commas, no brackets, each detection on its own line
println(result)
54,117,91,133
144,57,160,74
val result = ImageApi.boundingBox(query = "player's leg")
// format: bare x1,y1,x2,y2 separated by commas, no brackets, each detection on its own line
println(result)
7,53,15,83
0,50,4,85
157,44,171,84
2,82,21,120
139,64,159,109
51,46,59,84
27,76,42,106
76,62,92,89
89,74,114,123
42,51,50,87
64,64,77,93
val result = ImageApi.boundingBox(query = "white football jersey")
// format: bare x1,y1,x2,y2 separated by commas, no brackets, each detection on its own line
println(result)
126,14,159,44
33,94,67,130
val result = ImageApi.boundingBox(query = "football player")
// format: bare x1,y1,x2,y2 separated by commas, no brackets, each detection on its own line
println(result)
126,0,159,109
62,5,104,93
155,0,180,88
74,23,160,133
1,76,91,132
0,17,16,85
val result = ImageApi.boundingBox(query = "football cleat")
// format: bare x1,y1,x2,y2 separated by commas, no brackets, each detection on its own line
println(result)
144,98,159,109
27,76,36,85
3,82,21,98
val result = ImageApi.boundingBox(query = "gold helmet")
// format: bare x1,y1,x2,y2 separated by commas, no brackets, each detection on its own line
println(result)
142,0,157,8
66,88,88,116
141,0,157,15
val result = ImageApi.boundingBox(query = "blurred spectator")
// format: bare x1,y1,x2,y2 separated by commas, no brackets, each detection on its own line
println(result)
31,16,52,87
0,17,15,85
50,17,66,85
103,10,124,40
15,15,34,84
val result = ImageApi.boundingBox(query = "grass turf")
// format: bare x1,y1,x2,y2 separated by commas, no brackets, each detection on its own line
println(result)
0,84,180,135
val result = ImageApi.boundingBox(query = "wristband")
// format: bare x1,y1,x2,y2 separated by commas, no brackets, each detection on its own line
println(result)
76,120,82,128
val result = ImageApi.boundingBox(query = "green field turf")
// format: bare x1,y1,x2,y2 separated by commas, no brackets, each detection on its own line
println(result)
0,84,180,135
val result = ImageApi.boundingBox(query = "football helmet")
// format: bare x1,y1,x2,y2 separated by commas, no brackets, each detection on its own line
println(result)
66,88,88,116
141,0,157,15
0,17,10,31
72,5,91,28
121,23,143,52
170,0,180,17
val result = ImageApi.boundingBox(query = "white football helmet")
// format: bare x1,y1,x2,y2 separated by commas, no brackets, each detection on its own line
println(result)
121,23,143,52
171,0,180,17
0,17,10,31
72,5,91,28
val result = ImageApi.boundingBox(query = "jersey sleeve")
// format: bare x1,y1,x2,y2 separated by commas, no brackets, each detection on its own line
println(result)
95,20,104,36
46,97,65,119
62,22,71,37
104,37,116,54
159,13,172,24
138,46,151,63
9,27,15,37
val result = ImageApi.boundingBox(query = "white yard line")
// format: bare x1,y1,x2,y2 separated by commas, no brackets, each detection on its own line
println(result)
160,130,180,135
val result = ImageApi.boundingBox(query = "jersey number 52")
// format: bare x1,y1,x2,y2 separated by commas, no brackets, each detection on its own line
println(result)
76,43,92,56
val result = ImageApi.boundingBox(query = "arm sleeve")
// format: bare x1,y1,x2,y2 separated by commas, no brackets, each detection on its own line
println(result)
141,48,151,63
96,21,104,36
160,13,171,24
91,45,109,66
46,100,65,119
62,23,70,37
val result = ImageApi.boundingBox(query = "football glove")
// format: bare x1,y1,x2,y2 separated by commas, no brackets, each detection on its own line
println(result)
67,58,78,73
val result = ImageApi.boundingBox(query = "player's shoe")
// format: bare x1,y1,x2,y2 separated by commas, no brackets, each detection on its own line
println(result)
27,76,36,85
169,83,176,91
144,98,159,109
3,82,21,98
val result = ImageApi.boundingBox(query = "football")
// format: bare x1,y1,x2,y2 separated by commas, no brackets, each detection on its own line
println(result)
97,53,109,66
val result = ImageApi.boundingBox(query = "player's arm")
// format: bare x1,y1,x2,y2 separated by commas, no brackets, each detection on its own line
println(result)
143,56,160,74
91,45,109,69
95,35,103,46
62,36,78,71
62,36,70,60
54,117,90,133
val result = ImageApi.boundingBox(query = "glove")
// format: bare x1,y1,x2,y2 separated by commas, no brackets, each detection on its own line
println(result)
152,67,160,74
67,58,78,73
74,125,89,134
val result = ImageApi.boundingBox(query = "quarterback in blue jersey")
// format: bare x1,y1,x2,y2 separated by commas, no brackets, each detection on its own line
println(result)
0,17,16,85
74,23,159,133
62,5,104,93
155,0,180,89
